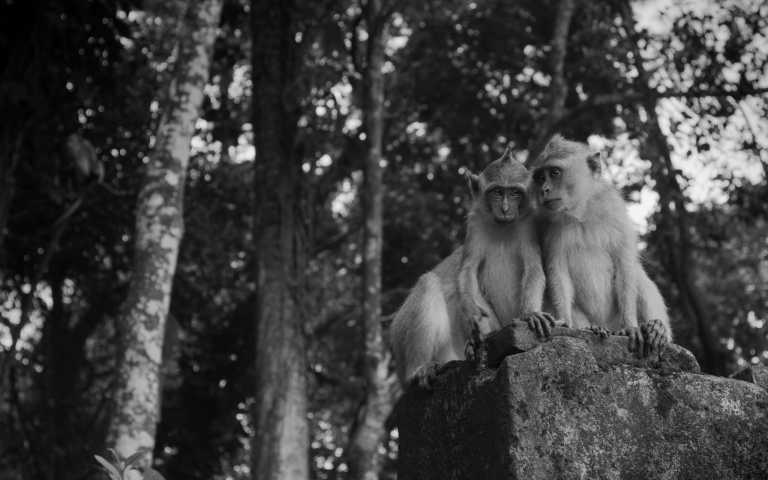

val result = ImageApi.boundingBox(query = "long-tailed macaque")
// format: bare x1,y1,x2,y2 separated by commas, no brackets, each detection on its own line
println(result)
390,149,553,388
530,135,671,354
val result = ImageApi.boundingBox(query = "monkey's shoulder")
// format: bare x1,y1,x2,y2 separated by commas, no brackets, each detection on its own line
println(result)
584,184,635,232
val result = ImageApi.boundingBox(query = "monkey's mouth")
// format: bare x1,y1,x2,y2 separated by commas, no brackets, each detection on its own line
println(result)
542,199,563,210
494,214,517,223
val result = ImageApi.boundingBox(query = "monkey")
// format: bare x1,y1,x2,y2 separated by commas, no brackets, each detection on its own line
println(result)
459,150,554,340
390,148,554,388
529,135,671,354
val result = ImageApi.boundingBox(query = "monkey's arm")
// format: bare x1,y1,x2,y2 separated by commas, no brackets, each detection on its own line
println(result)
544,242,574,327
519,227,546,314
519,232,556,337
614,237,640,330
457,247,500,335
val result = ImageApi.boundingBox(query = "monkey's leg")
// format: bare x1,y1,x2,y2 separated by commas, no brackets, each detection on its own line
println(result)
524,312,556,338
641,318,669,357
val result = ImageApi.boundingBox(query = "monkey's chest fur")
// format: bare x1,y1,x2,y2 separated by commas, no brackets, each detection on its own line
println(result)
478,242,526,325
552,222,620,327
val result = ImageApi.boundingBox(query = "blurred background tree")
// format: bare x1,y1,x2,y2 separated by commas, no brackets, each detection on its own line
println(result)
0,0,766,479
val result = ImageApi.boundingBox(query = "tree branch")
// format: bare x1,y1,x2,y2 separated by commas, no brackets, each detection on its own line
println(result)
558,86,768,127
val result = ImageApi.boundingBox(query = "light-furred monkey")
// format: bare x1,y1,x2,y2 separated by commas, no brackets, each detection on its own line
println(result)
530,135,671,355
390,148,553,388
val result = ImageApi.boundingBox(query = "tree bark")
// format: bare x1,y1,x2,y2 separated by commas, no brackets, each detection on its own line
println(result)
0,131,23,279
619,0,728,375
529,0,576,161
250,1,310,479
346,3,395,479
107,0,222,464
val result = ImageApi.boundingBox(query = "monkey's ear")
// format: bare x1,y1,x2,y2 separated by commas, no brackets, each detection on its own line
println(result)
464,171,481,198
586,152,603,177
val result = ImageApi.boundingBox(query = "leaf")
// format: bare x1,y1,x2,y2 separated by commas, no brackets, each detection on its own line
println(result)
123,449,150,468
94,455,122,480
107,448,123,468
142,468,168,480
122,467,143,480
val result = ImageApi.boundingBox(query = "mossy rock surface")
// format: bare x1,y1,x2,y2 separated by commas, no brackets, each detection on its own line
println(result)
396,333,768,480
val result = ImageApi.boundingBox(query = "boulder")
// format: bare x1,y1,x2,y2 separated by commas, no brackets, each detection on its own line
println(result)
396,327,768,480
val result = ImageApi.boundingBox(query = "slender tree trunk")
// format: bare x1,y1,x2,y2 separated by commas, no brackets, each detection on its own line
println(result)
529,0,576,160
250,1,310,479
619,1,727,374
347,3,395,479
107,0,222,463
0,131,23,279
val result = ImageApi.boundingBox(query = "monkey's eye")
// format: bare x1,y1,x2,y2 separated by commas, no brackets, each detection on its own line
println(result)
509,190,521,198
533,171,545,184
549,167,562,177
490,188,504,197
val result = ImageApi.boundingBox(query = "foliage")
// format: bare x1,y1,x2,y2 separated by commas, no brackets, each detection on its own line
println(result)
0,0,766,478
95,449,166,480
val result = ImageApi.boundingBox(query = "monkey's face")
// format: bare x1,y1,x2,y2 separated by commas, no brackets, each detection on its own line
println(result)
532,158,589,217
466,153,532,224
531,136,602,220
533,163,565,212
484,185,527,223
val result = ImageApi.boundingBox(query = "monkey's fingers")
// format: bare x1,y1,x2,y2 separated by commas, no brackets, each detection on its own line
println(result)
540,312,556,334
533,312,554,337
644,319,668,354
524,314,548,338
624,327,643,355
588,326,610,339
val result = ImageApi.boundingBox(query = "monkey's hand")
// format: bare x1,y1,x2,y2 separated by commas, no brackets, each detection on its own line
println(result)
618,326,646,357
523,312,556,338
588,326,610,339
462,302,493,333
641,318,669,357
410,362,442,390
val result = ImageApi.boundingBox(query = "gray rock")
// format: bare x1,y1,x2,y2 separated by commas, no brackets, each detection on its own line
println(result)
483,322,700,373
396,335,768,480
730,364,768,391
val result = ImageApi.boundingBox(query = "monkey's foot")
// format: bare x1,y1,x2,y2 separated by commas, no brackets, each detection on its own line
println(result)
588,326,610,339
410,362,442,390
641,318,669,357
524,312,556,338
617,326,647,357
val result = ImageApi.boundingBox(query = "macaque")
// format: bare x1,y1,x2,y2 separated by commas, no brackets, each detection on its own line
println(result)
390,148,553,388
530,135,671,354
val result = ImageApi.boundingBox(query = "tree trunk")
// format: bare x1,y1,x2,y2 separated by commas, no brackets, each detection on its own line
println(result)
619,1,728,375
107,0,222,463
0,131,23,279
347,3,395,479
529,0,576,160
250,1,310,479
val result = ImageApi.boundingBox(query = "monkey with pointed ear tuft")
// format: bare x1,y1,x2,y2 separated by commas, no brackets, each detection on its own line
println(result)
389,147,553,389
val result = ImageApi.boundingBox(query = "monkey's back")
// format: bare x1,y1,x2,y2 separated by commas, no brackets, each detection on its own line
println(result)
390,248,469,384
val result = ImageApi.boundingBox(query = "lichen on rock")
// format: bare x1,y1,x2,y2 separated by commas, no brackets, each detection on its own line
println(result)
396,327,768,480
